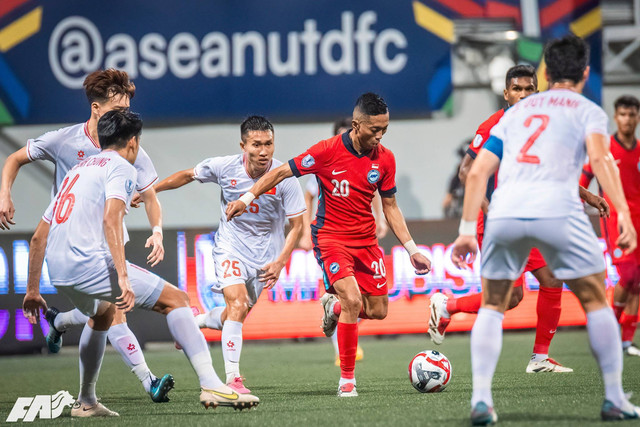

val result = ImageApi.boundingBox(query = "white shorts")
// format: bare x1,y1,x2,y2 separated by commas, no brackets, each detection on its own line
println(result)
481,214,605,281
54,261,165,317
212,247,264,308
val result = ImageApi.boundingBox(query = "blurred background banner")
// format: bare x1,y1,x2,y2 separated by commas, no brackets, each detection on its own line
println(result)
0,0,452,125
0,220,619,354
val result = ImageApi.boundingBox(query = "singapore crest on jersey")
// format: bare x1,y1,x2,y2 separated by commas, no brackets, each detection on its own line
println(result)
301,154,315,168
125,179,134,195
367,169,380,184
329,262,340,274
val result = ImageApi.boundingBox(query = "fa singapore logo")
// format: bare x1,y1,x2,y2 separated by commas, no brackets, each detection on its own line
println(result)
6,390,74,422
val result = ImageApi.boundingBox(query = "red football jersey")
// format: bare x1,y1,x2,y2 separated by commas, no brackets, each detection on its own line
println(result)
289,132,396,247
467,109,505,235
581,134,640,216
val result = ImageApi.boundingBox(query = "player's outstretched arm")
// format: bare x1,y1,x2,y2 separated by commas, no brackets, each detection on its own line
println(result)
578,185,609,217
140,187,164,267
586,133,637,253
154,169,196,194
451,148,500,268
381,195,431,275
104,198,135,312
260,214,305,288
22,219,49,324
226,163,294,220
0,147,32,229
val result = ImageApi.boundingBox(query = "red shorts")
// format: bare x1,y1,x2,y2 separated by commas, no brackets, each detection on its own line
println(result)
314,244,387,296
602,214,640,266
614,262,640,293
478,233,547,288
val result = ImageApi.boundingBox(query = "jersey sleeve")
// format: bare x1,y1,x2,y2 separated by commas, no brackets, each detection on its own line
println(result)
42,198,56,224
132,146,158,193
288,140,329,177
280,176,307,218
26,130,60,162
583,105,609,140
483,135,503,160
106,162,137,205
580,160,594,188
378,151,397,197
193,157,222,184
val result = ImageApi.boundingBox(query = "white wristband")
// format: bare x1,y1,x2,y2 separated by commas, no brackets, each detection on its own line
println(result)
403,239,420,256
458,219,477,236
239,192,256,206
152,226,163,236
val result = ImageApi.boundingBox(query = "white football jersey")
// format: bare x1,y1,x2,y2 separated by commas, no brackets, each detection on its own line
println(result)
194,154,306,269
27,121,157,199
43,151,137,286
488,89,608,219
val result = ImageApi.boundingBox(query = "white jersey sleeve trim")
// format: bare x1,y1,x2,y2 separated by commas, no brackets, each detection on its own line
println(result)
137,176,158,193
286,208,307,218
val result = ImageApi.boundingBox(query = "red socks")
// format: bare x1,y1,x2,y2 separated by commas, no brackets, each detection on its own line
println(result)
447,293,482,315
337,322,358,379
533,286,562,354
620,313,638,343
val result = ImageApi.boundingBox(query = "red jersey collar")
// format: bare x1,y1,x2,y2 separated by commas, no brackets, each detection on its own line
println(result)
342,131,378,159
612,133,638,152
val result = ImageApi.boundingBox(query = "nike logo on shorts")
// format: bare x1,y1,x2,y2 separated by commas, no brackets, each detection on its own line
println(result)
332,169,347,175
376,282,386,289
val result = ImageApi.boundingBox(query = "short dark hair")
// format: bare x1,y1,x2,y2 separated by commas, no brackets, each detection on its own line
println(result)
354,92,388,116
505,64,537,89
83,69,136,104
333,117,352,135
614,95,640,112
98,109,143,150
240,115,274,141
544,35,589,84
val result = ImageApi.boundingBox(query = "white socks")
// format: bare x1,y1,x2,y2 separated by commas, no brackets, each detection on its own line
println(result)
54,309,89,332
470,308,504,408
221,320,243,382
167,307,223,390
200,307,225,330
531,353,548,363
107,323,154,392
331,330,339,355
78,324,107,405
587,307,625,407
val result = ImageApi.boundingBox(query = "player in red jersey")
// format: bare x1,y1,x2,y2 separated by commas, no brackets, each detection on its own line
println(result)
429,65,609,373
226,93,431,397
581,95,640,356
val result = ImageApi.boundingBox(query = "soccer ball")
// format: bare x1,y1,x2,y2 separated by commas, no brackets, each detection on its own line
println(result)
408,350,452,393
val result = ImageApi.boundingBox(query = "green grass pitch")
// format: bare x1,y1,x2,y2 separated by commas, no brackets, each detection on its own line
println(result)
2,330,640,426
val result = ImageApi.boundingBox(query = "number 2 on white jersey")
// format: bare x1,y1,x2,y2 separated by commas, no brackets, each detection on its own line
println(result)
331,179,349,197
517,114,549,164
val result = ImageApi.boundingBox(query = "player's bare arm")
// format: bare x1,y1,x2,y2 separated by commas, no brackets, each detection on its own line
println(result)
260,214,305,289
451,148,500,268
22,219,50,324
380,194,431,274
586,133,637,253
226,163,293,220
457,152,474,185
372,191,388,238
298,189,314,251
0,147,32,229
140,187,164,267
578,185,610,217
104,198,135,312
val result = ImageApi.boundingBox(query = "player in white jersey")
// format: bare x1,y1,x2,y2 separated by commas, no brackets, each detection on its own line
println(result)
22,110,259,417
149,116,305,394
451,35,639,424
1,69,170,401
